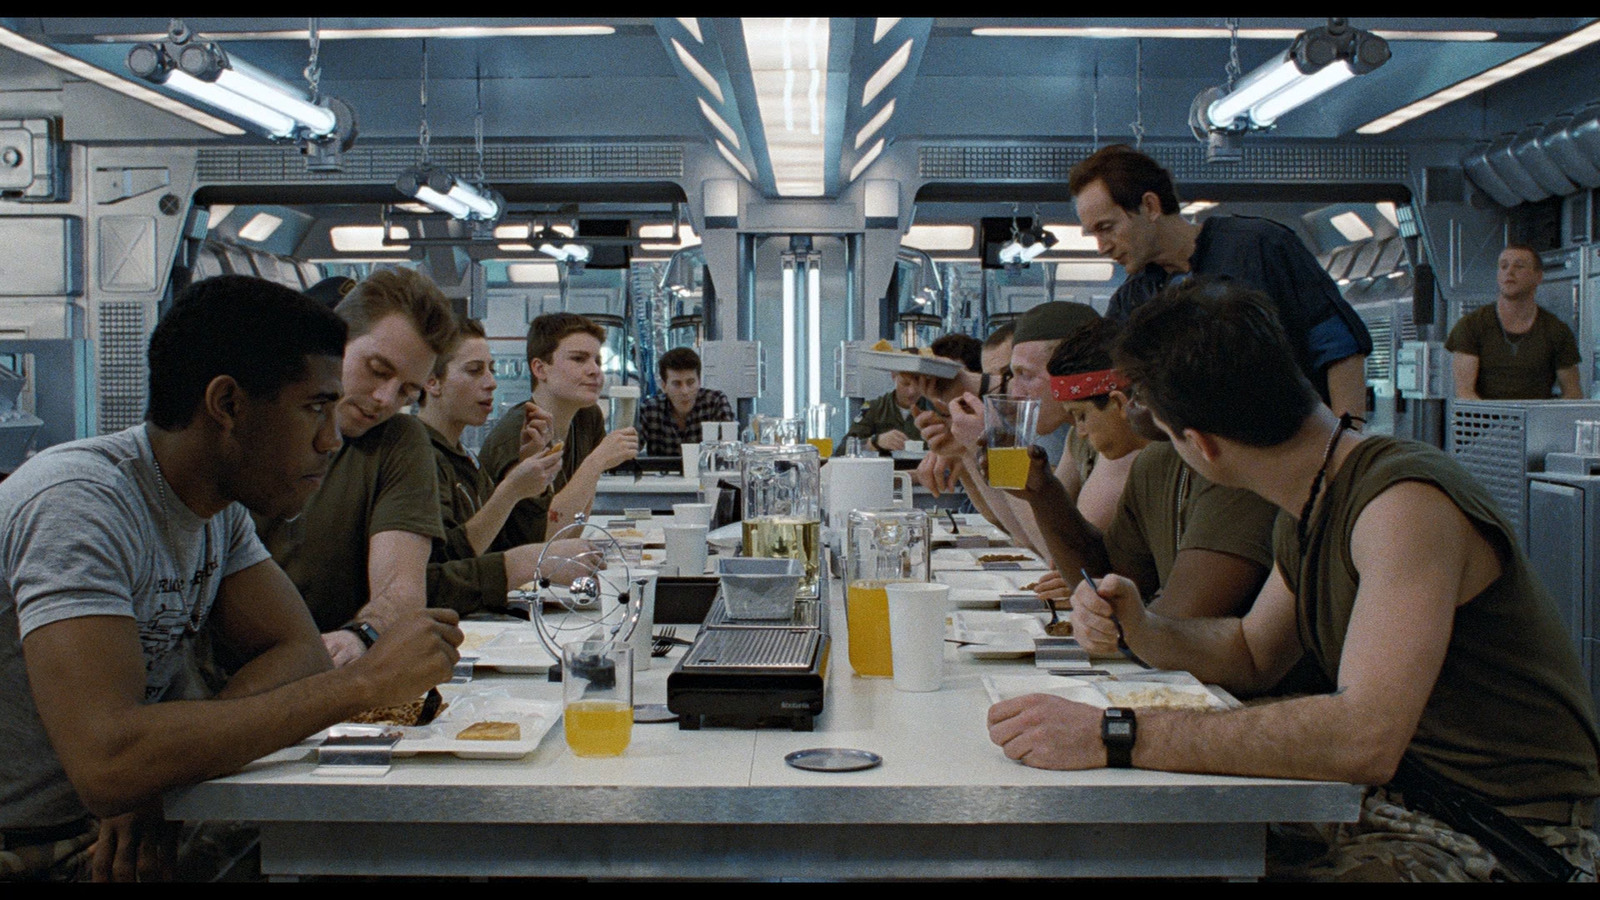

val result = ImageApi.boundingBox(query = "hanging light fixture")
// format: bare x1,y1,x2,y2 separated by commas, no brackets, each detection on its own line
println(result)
391,42,503,226
1190,18,1388,161
998,213,1058,269
127,18,355,162
533,225,592,272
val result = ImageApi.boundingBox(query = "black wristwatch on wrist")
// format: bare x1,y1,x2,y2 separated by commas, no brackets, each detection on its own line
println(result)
342,621,380,648
1102,707,1137,768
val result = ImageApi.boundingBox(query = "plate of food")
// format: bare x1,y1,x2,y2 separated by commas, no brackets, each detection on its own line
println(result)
857,348,964,379
950,610,1049,658
932,547,1050,571
390,695,563,759
934,570,1039,608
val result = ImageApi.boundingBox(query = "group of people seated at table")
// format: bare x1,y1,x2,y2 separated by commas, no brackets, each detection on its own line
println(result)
0,143,1596,883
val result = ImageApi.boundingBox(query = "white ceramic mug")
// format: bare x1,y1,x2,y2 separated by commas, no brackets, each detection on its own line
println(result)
663,524,709,576
672,502,715,527
885,582,950,692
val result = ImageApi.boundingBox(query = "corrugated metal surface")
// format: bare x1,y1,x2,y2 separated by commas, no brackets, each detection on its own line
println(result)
196,143,684,184
97,301,146,433
919,142,1409,183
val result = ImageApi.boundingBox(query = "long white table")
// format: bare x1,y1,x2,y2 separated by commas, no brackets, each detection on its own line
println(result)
166,580,1360,880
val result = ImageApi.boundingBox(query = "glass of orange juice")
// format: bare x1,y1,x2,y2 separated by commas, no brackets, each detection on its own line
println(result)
845,508,931,677
562,641,633,757
804,403,834,458
983,397,1039,490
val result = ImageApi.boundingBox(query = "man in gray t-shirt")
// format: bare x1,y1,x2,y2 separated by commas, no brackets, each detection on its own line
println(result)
0,277,462,881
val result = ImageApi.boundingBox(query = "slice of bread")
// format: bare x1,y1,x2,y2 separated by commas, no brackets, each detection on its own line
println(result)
456,720,521,741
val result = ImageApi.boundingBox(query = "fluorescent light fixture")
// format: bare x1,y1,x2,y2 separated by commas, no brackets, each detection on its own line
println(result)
127,41,343,141
671,38,724,103
1376,202,1400,229
105,25,614,42
508,262,561,284
329,225,410,253
640,224,700,252
1054,261,1116,282
862,38,912,107
1359,21,1600,134
1337,278,1352,286
205,204,235,229
395,166,502,223
1202,22,1387,132
716,140,753,182
698,97,741,149
855,98,896,150
394,202,434,214
849,138,885,182
902,225,974,252
743,17,830,196
1386,270,1406,279
1248,61,1355,125
538,243,592,264
676,18,704,43
1041,225,1099,252
806,261,821,409
1180,201,1218,216
874,19,901,43
0,26,242,135
1329,211,1374,242
971,26,1494,41
999,224,1057,265
782,257,797,417
237,212,282,242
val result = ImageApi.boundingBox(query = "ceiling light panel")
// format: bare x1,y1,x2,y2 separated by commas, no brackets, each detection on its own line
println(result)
676,18,704,43
716,139,753,182
970,26,1494,41
901,225,974,252
855,98,895,150
1055,261,1116,282
237,213,283,242
330,225,409,252
104,25,614,41
862,38,912,107
1359,21,1600,134
671,38,724,103
743,17,830,196
1180,201,1218,216
508,262,561,283
698,97,741,149
849,138,885,182
1330,211,1375,242
1042,225,1099,252
874,19,901,43
205,204,235,229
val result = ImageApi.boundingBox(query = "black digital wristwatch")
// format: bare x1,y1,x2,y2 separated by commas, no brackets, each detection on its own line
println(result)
342,621,380,648
1102,707,1137,768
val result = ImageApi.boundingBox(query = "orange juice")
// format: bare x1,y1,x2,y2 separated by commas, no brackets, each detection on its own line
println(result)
564,699,633,756
806,437,834,458
846,580,897,676
987,446,1031,489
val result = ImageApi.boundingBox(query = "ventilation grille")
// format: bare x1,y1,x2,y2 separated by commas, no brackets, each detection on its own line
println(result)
1364,315,1394,382
98,302,147,433
1450,406,1528,539
919,142,1409,183
684,627,820,670
197,142,684,184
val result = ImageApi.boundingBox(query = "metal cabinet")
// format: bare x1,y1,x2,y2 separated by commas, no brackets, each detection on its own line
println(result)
1526,472,1600,711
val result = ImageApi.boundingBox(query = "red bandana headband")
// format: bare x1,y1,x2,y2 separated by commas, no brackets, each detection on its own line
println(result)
1050,369,1131,401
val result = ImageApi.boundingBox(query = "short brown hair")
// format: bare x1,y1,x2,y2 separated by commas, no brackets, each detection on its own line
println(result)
930,333,983,373
1503,243,1544,272
1068,144,1180,216
658,346,702,380
335,268,457,355
983,321,1016,349
525,312,605,389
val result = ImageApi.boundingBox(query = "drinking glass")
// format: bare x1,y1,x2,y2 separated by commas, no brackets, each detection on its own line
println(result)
562,641,633,757
984,396,1039,489
845,508,931,677
742,443,822,598
804,403,834,458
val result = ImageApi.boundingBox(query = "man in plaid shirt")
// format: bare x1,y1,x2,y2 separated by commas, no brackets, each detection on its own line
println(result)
637,347,736,456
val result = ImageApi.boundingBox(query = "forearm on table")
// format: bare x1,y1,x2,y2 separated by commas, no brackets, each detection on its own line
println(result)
1122,612,1281,694
1132,690,1401,784
213,634,331,700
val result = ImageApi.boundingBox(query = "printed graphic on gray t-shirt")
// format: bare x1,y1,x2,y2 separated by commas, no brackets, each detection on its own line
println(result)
0,425,269,831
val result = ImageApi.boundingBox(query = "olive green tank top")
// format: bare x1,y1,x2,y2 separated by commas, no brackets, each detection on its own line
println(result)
1274,436,1600,805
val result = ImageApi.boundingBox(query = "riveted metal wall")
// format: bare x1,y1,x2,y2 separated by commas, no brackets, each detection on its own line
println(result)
918,142,1410,184
97,301,146,433
195,142,685,184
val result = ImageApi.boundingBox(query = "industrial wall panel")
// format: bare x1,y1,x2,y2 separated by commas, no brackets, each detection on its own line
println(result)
97,301,146,434
0,215,80,296
196,143,684,184
97,216,158,293
918,142,1410,184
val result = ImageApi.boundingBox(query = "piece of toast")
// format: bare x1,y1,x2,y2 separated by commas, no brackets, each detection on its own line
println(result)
456,721,522,741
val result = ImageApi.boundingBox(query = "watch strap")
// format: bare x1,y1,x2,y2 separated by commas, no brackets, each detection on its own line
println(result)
342,621,380,648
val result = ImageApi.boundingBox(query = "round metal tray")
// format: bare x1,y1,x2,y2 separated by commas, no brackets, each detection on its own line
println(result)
784,747,883,772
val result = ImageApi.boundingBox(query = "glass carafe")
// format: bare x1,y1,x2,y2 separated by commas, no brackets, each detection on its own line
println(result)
741,443,822,598
844,509,931,677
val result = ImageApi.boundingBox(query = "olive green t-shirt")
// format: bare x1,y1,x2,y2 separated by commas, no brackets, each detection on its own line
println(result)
478,402,607,546
1275,435,1600,805
1444,304,1581,399
422,422,510,616
1101,442,1278,602
258,414,444,633
835,390,921,455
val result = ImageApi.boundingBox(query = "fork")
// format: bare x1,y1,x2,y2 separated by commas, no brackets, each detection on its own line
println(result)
652,626,678,658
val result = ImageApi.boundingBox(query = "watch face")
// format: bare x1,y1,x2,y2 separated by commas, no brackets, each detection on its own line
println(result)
1108,722,1133,739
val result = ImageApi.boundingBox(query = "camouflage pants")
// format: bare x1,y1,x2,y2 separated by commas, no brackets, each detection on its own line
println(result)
1267,787,1598,882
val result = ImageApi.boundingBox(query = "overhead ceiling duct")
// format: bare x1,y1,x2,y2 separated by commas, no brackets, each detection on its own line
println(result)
1513,125,1578,197
1463,141,1525,207
1538,114,1600,189
1571,103,1600,172
1485,132,1551,203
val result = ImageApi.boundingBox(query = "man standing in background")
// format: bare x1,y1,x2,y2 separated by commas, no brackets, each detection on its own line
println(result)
1448,244,1583,400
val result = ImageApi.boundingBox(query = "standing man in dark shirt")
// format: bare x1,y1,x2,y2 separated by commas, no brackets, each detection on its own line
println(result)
1068,144,1372,419
1447,244,1583,400
636,346,735,457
